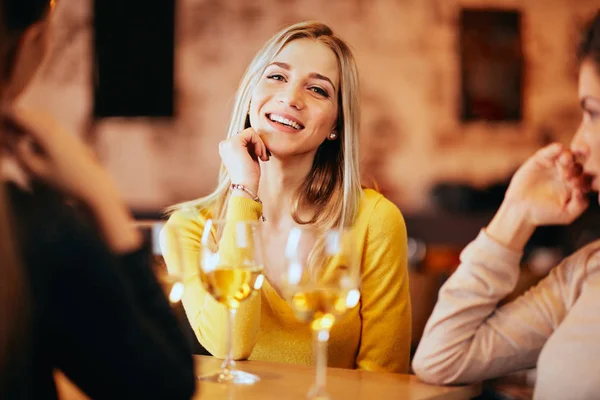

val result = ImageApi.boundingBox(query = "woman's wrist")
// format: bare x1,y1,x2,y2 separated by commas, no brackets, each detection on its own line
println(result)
229,179,259,197
230,184,257,200
230,183,260,201
485,200,535,252
229,183,265,221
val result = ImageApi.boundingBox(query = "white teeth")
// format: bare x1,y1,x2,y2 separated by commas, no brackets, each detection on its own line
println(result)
269,114,301,130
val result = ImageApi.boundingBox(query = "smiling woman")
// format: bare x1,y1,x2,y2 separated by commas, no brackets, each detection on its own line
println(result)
251,39,340,159
163,21,411,375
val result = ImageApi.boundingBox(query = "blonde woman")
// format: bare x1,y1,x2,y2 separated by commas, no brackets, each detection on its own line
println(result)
165,21,411,372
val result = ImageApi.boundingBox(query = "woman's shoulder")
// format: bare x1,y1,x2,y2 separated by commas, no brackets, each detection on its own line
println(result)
528,239,600,303
357,188,406,232
565,239,600,278
167,204,213,236
359,188,404,220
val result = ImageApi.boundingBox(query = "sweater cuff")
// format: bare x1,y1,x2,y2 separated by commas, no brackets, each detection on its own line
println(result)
225,195,262,221
477,229,523,262
460,229,523,281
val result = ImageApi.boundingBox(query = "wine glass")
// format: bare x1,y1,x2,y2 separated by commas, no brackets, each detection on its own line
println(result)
197,219,265,385
136,220,185,304
282,227,361,400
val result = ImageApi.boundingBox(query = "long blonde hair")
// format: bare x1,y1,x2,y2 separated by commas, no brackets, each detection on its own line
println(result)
170,21,362,230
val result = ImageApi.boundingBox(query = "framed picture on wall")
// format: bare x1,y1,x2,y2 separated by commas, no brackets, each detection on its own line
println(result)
459,9,523,122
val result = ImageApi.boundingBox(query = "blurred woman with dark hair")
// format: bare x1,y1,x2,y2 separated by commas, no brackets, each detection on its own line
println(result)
0,1,195,398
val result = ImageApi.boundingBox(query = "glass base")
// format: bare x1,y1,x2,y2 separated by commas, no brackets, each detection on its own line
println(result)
307,385,330,400
198,369,260,385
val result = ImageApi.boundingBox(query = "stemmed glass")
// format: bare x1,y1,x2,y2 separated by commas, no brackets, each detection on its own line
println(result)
138,220,185,304
197,219,265,385
282,227,361,400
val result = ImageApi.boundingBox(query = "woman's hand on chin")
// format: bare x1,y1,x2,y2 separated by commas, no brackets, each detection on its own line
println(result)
219,127,270,194
503,142,590,227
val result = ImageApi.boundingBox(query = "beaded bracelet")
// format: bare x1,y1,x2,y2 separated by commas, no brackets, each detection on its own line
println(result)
230,183,266,221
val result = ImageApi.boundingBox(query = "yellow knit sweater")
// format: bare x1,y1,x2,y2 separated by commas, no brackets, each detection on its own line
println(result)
165,188,411,373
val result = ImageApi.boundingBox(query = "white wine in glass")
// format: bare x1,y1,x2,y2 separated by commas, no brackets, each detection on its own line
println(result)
283,227,360,400
200,265,264,308
197,219,265,385
290,284,358,325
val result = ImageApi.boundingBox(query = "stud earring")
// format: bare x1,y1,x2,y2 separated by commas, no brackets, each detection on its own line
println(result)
328,132,337,140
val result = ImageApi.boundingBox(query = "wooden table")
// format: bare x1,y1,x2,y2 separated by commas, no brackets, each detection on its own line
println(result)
193,356,481,400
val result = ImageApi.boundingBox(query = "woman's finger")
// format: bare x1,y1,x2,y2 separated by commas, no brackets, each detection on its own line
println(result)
14,138,49,178
567,174,592,193
559,160,582,182
558,150,575,166
564,189,589,219
252,131,265,160
243,131,262,159
251,130,269,162
534,143,565,168
7,107,57,148
257,136,269,162
240,129,270,161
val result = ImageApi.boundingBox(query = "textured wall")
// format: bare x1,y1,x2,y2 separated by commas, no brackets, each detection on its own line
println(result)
19,0,600,212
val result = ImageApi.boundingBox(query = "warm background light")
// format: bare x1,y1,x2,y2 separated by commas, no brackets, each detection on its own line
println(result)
19,0,598,214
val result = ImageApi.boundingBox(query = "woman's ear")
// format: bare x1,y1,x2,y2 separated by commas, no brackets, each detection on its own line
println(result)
328,119,341,140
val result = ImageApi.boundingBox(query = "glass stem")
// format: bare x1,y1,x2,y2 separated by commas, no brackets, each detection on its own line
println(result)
313,328,330,396
220,307,237,376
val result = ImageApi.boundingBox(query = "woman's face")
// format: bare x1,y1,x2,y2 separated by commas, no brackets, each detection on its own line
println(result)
571,59,600,201
249,38,340,159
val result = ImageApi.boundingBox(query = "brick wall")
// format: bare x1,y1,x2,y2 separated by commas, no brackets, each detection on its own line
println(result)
19,0,600,212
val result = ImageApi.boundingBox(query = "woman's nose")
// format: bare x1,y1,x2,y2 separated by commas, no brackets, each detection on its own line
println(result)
570,122,590,162
277,84,304,110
